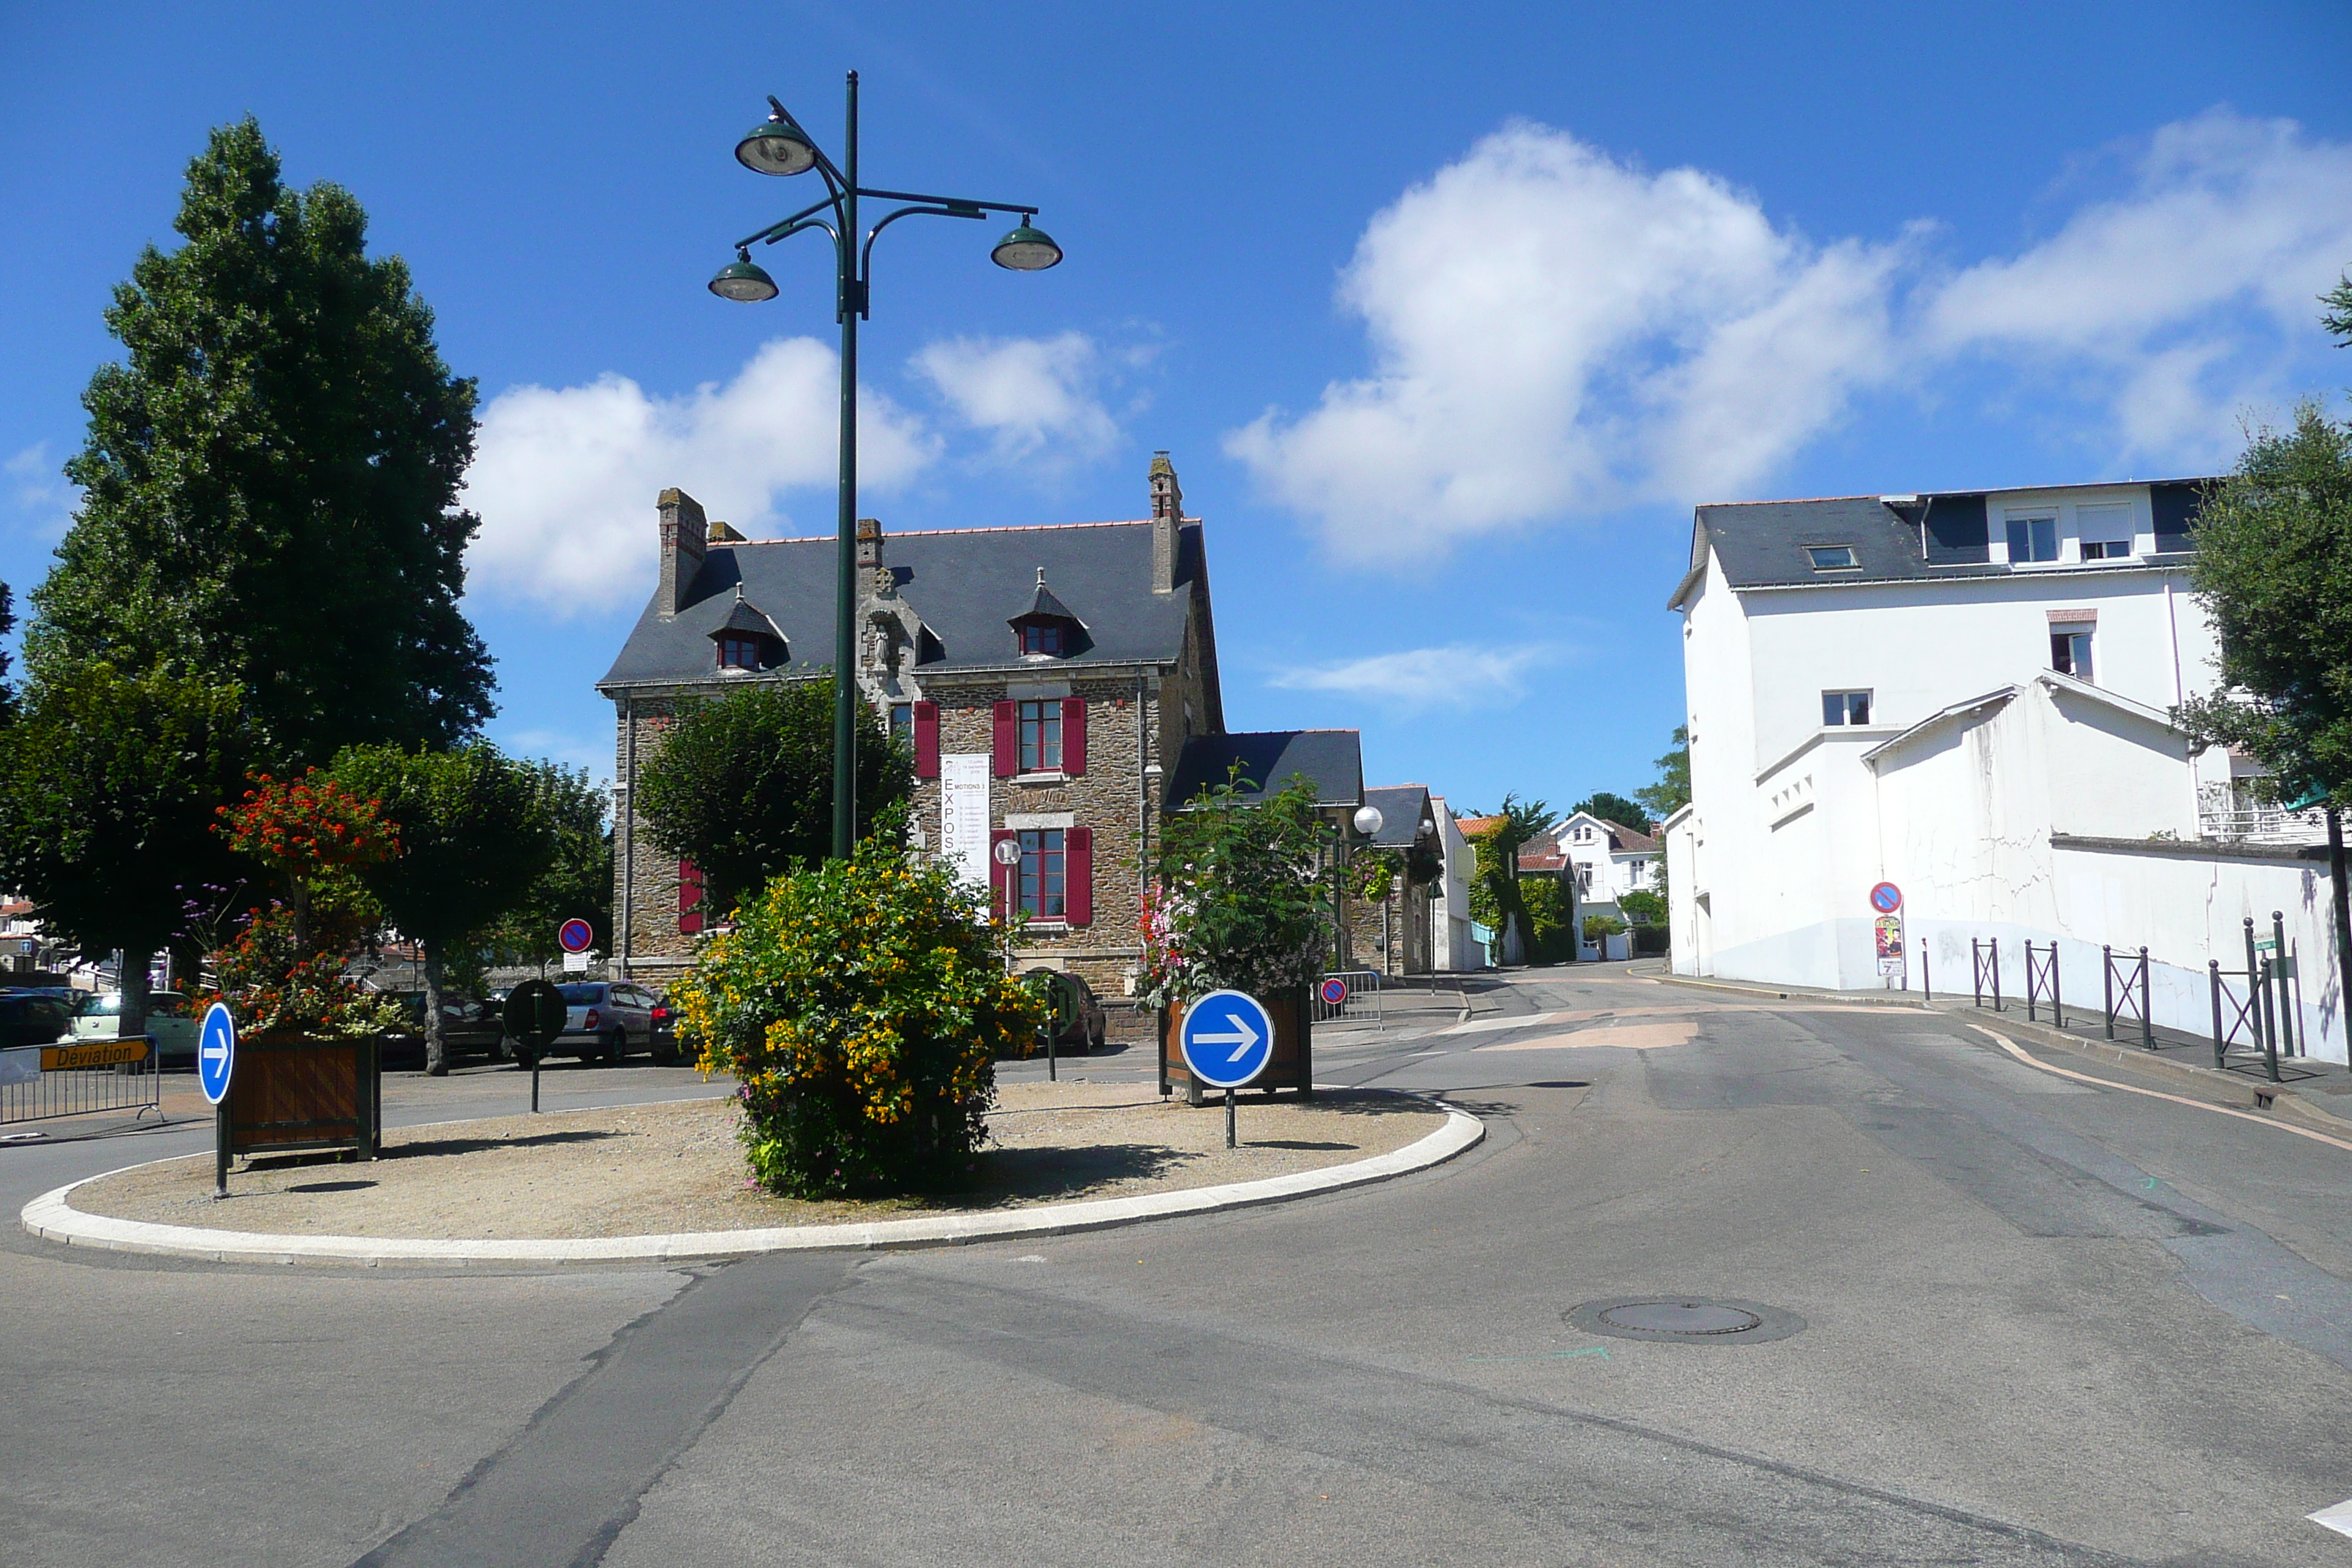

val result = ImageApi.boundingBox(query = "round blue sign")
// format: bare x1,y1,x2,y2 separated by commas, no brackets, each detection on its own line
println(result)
1180,989,1275,1090
1319,976,1349,1006
197,1001,235,1106
558,918,595,954
1869,881,1902,914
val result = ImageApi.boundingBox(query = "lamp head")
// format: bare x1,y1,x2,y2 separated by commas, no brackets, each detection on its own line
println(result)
736,113,818,177
990,221,1063,271
1352,804,1385,837
709,252,780,304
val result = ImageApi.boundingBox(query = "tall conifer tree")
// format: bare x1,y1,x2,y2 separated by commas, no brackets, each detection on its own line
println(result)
28,118,494,766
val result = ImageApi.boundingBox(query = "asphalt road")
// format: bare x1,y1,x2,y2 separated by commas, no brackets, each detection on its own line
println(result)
5,966,2351,1567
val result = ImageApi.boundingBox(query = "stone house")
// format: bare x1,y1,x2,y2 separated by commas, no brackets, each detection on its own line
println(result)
597,453,1226,1004
1345,785,1440,978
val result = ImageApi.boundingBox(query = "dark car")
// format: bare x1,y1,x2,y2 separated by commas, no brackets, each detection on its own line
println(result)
375,991,509,1070
0,991,76,1052
1022,969,1107,1055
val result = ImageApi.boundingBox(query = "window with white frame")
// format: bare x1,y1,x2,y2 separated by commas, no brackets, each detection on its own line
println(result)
2050,622,2095,682
2076,502,2133,561
2005,515,2058,563
1823,690,1872,726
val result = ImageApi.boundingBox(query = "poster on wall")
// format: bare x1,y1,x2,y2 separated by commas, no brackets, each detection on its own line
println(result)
1874,913,1906,979
940,754,991,900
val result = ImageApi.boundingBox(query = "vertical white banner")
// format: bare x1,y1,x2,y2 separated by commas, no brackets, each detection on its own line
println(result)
940,754,991,894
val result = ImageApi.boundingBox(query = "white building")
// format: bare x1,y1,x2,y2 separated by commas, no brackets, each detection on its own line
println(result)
1663,478,2344,1063
1428,795,1481,971
1556,813,1662,919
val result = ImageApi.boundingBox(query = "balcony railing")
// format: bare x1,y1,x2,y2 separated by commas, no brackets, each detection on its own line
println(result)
2197,792,2329,845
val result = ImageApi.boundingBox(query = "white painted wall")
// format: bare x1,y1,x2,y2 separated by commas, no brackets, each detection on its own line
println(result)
1429,796,1479,972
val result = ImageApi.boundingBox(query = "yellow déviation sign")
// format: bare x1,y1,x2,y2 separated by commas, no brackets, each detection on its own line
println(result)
41,1039,151,1071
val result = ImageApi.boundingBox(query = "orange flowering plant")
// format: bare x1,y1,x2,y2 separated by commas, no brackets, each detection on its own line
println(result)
217,770,401,881
671,819,1041,1197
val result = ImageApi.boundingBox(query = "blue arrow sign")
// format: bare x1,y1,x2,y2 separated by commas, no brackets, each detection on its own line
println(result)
197,1001,235,1106
1180,988,1275,1090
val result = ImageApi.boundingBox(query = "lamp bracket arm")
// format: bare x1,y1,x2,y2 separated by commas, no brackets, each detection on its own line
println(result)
858,203,984,293
735,192,848,252
854,185,1039,218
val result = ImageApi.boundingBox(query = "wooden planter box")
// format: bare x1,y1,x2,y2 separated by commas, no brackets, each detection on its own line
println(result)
1158,988,1312,1104
218,1032,381,1184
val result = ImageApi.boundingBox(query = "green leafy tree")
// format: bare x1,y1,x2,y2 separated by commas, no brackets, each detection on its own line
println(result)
0,663,249,1036
671,830,1041,1196
477,761,613,970
1141,771,1333,1006
1570,791,1648,829
633,679,911,914
2174,397,2352,979
1620,889,1668,926
1634,726,1692,822
331,743,556,1074
0,582,15,726
1463,794,1552,964
26,118,493,769
2323,268,2352,345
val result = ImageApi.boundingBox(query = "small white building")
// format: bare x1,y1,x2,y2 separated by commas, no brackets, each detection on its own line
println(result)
1664,478,2344,1062
1428,794,1481,971
1556,813,1662,919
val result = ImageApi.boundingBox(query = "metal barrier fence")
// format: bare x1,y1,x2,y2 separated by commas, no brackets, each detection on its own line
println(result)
1312,970,1383,1024
2103,945,2154,1049
1972,938,2003,1012
2207,957,2278,1082
0,1036,160,1131
2023,940,2063,1028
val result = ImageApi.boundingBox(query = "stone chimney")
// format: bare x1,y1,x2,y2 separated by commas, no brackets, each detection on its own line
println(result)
1148,451,1182,593
856,516,891,598
657,488,708,619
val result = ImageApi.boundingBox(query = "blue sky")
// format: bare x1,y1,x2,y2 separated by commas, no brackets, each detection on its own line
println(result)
4,2,2349,818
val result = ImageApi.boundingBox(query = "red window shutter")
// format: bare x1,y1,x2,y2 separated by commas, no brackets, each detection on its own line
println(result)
992,701,1017,777
913,701,940,779
677,859,704,935
1061,697,1087,777
1066,826,1093,926
990,829,1018,921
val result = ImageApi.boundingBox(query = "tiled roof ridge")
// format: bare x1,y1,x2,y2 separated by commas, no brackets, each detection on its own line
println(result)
728,518,1189,544
1701,475,2221,511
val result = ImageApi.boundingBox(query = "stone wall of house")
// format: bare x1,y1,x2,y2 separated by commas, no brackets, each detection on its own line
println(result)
608,696,699,984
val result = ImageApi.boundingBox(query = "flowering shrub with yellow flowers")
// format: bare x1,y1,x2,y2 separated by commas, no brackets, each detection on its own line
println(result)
671,829,1044,1197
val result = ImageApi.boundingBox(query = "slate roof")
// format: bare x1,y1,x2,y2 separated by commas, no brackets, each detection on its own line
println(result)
1011,570,1085,628
1667,479,2216,610
599,519,1205,690
1165,730,1362,811
1361,785,1433,848
712,587,785,642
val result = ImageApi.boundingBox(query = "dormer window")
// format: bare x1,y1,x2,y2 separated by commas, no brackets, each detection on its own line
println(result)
706,584,786,672
1007,566,1087,660
1805,545,1858,571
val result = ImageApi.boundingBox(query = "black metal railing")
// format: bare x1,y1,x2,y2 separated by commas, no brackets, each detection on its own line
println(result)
2206,957,2277,1082
2102,944,2153,1049
2023,940,2063,1028
1972,937,2002,1012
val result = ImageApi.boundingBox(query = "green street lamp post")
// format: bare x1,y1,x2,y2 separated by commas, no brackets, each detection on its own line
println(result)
709,72,1063,859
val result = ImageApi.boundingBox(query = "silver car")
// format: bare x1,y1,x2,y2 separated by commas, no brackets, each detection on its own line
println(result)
546,981,663,1063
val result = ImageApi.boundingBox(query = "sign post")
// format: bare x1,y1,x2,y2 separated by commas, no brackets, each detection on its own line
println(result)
503,980,568,1114
1179,988,1275,1150
1869,883,1906,989
200,1002,235,1198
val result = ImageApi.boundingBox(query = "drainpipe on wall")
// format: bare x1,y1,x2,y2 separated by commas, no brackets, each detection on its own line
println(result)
619,691,635,981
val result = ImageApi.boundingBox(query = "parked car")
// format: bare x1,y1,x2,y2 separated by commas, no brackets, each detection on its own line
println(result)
72,990,202,1066
374,991,508,1070
1022,968,1107,1055
646,990,683,1066
528,982,666,1066
0,991,76,1051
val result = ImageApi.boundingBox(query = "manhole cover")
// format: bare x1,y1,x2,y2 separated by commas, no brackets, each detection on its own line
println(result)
1599,1301,1760,1335
1564,1296,1805,1345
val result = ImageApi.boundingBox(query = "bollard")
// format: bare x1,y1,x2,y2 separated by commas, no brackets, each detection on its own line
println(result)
2209,960,2226,1069
1972,938,1983,1008
1992,938,2002,1013
1919,937,1931,1002
2103,946,2115,1041
2259,958,2283,1083
2272,913,2294,1060
2051,945,2064,1031
2138,946,2154,1051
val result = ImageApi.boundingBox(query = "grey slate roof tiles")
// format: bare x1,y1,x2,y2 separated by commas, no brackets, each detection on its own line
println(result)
600,519,1202,689
1165,730,1364,812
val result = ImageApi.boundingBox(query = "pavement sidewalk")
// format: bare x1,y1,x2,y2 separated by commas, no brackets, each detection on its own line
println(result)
1631,960,2352,1135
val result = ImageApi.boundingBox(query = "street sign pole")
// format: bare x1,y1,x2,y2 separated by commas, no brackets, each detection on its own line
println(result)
1225,1085,1236,1149
198,1003,236,1199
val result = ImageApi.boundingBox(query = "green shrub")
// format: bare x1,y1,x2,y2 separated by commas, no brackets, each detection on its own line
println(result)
1583,913,1627,943
1619,889,1667,927
672,832,1041,1197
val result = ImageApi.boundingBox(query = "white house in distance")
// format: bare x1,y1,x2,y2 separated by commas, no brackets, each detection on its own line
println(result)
1427,795,1482,971
1662,477,2344,1063
1556,813,1662,921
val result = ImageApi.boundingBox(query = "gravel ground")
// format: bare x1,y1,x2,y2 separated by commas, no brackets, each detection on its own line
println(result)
64,1081,1446,1240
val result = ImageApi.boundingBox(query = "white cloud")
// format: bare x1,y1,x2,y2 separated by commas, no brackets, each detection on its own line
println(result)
911,331,1119,466
1272,642,1557,712
1231,110,2352,562
462,337,935,614
5,442,79,540
1921,109,2352,462
1226,123,1907,562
